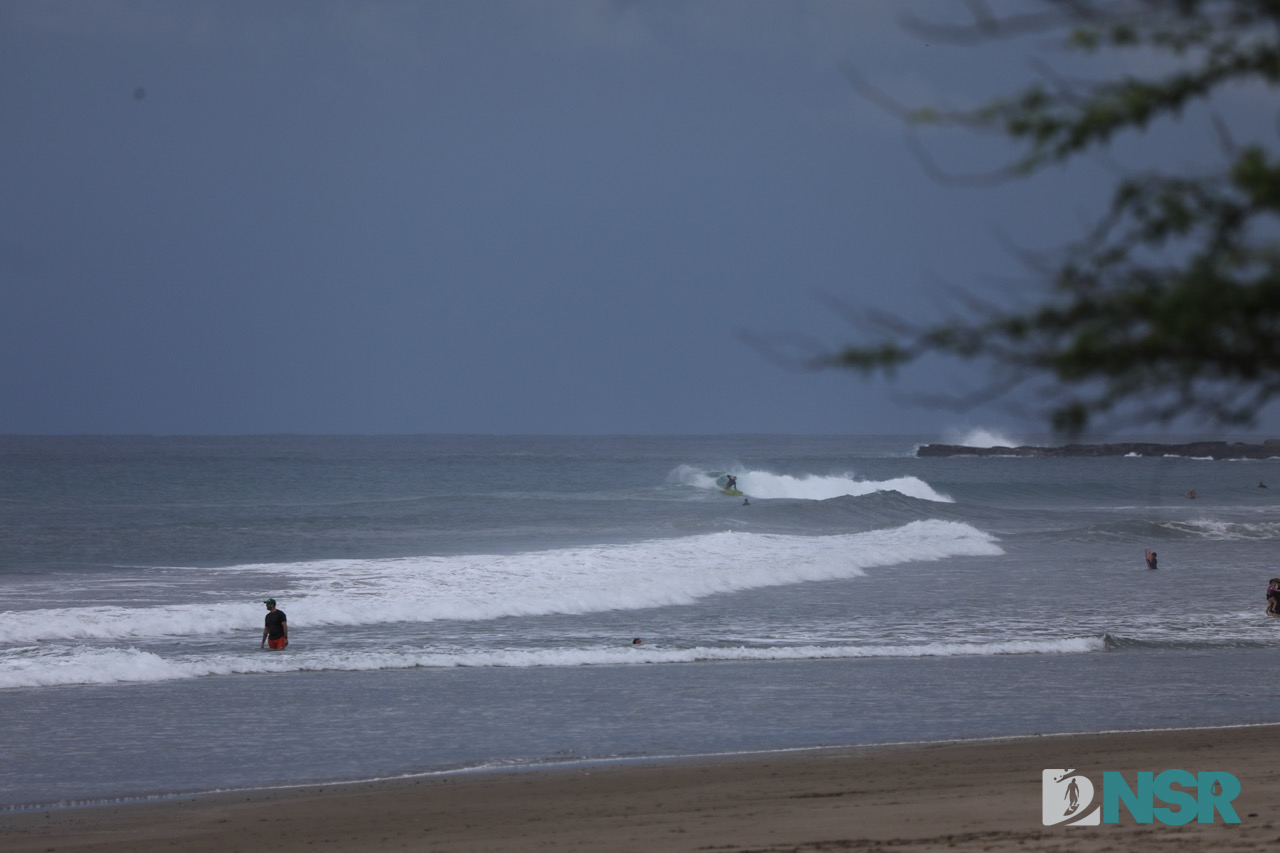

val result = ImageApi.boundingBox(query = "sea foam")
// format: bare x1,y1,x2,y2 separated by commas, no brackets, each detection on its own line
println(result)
0,521,998,646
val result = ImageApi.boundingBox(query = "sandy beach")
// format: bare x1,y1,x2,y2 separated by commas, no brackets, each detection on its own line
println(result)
3,724,1277,853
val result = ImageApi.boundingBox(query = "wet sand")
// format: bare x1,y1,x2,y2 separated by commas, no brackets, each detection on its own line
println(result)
3,724,1277,852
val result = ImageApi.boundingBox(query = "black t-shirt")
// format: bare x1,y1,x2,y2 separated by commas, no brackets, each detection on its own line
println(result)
264,609,287,639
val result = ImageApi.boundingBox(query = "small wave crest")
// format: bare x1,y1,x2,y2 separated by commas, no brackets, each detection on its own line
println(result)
0,635,1102,689
1101,632,1280,651
1160,518,1280,541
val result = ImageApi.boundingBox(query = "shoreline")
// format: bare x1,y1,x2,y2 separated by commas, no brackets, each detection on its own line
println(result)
5,723,1279,852
11,719,1280,814
916,438,1280,458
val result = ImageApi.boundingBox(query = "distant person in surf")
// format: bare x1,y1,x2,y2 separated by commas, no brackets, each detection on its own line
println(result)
1267,579,1280,615
742,498,750,505
1260,480,1268,489
725,475,738,491
1144,549,1158,571
1186,489,1197,499
261,598,288,650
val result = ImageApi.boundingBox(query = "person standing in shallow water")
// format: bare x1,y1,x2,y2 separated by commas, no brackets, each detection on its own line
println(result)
1145,549,1158,570
261,598,288,650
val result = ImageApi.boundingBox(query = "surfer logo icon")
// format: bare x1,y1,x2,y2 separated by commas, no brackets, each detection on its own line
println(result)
1042,770,1101,826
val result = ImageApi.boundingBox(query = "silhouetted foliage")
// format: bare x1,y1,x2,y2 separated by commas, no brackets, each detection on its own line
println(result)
831,0,1280,435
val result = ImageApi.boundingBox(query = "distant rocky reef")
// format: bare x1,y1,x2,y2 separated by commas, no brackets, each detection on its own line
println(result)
916,440,1280,459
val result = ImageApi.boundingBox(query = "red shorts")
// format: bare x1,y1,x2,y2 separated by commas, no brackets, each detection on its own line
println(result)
267,636,288,650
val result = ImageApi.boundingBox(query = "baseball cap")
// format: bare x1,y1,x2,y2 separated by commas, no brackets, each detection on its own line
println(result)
263,598,276,606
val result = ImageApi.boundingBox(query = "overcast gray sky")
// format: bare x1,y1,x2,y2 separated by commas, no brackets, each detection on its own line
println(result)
3,1,1274,436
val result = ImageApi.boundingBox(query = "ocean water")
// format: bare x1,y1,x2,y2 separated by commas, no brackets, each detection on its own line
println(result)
2,433,1279,808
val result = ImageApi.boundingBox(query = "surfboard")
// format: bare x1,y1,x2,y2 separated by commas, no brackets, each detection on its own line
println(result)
721,488,742,496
